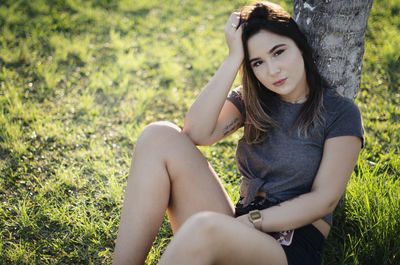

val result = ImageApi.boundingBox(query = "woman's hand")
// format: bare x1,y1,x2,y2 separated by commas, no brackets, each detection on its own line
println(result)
224,12,244,60
236,214,255,229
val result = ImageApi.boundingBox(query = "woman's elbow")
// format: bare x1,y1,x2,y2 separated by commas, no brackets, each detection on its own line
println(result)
182,127,199,144
321,195,342,217
312,190,342,218
182,128,212,146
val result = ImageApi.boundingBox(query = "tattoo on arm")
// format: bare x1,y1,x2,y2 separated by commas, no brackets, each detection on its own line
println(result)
223,118,240,136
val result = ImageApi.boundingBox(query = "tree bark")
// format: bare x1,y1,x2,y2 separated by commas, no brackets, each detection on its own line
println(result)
293,0,373,100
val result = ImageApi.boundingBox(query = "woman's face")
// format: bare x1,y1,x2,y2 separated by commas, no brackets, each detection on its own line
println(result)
247,30,308,103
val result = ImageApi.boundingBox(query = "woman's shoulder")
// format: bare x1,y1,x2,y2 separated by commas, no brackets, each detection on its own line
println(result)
323,88,361,114
227,85,245,117
322,88,364,146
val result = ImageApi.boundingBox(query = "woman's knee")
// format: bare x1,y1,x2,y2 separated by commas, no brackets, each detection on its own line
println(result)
135,121,185,150
178,212,227,250
160,212,224,263
185,211,222,233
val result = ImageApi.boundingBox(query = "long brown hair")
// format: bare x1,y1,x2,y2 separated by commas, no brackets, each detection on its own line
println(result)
238,1,326,144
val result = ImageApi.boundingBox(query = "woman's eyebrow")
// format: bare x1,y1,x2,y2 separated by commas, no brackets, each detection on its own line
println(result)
249,44,286,63
249,57,260,63
268,44,286,54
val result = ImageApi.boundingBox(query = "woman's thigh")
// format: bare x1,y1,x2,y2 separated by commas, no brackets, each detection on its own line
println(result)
135,121,235,232
161,211,288,265
210,213,288,265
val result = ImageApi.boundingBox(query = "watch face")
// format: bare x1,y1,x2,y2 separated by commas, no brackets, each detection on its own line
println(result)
250,211,261,220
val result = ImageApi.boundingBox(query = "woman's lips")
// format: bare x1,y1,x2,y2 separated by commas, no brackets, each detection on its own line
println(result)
273,78,287,86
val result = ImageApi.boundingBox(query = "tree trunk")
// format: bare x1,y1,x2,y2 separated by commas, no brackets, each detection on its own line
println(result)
293,0,373,100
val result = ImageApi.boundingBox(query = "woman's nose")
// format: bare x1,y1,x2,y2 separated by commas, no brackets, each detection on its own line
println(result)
267,61,280,76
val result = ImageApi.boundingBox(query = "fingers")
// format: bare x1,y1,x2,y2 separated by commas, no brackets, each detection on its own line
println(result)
224,11,244,60
231,12,240,29
236,214,254,229
225,12,241,32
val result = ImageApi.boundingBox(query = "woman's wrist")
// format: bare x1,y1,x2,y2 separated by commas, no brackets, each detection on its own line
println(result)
225,53,243,68
248,210,263,230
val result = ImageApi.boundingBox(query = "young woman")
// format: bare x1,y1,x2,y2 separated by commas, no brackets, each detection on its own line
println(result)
113,2,364,265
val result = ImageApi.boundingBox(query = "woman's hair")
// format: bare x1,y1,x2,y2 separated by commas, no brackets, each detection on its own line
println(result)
237,1,326,144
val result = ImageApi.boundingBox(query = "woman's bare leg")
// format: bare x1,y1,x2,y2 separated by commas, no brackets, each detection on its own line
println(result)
113,121,235,265
159,212,288,265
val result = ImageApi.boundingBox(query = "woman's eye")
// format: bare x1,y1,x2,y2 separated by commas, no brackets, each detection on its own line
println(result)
253,61,262,67
273,49,284,57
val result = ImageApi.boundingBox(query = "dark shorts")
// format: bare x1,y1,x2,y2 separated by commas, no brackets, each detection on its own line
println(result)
235,196,326,265
278,224,325,265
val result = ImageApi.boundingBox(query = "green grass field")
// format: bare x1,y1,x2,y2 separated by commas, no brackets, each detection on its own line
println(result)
0,0,399,264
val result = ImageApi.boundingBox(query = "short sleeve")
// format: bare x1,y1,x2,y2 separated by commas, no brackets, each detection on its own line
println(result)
325,96,364,148
227,86,245,118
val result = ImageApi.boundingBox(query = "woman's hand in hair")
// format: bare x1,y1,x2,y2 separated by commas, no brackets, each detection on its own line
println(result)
224,12,244,61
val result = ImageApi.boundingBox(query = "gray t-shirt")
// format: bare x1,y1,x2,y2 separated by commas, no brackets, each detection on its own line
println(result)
227,87,364,226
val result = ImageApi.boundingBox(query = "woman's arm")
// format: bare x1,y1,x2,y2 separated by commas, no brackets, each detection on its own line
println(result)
183,13,244,146
238,136,362,232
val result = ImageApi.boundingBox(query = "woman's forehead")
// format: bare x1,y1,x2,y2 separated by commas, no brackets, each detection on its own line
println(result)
247,30,291,56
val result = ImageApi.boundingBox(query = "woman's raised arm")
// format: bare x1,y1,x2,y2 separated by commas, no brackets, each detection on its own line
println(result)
183,12,244,146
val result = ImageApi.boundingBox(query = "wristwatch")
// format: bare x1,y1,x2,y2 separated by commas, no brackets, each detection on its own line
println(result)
248,210,263,230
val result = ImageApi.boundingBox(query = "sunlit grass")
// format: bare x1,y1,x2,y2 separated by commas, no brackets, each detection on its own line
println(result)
0,0,399,264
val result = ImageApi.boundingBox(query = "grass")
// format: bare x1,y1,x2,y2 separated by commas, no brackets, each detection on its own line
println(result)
0,0,399,264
